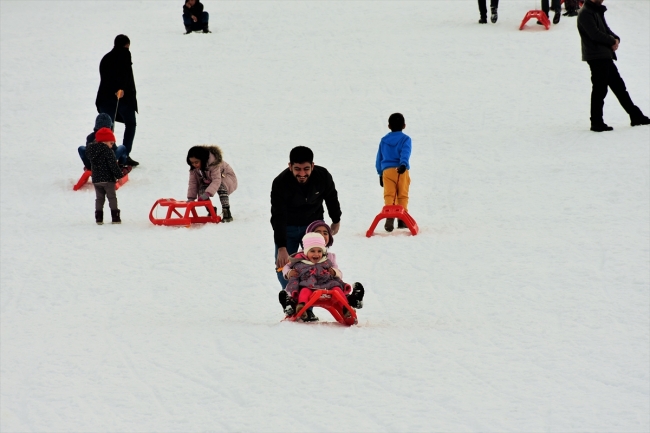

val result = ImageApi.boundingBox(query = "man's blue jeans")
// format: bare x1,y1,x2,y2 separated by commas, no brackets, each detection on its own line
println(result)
183,11,209,30
78,145,127,170
274,224,308,289
97,103,137,156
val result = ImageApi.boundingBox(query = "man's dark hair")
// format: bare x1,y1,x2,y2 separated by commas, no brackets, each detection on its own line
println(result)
114,34,130,47
388,113,405,132
187,146,210,170
289,146,314,164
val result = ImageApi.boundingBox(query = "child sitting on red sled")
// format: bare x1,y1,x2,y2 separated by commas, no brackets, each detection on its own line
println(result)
279,220,365,316
285,233,352,320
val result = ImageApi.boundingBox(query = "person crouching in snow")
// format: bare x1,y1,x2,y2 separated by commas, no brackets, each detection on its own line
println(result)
86,128,125,224
376,112,412,232
186,145,237,222
285,233,353,320
279,220,365,315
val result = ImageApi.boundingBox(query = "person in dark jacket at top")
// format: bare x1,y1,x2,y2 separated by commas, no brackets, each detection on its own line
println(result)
271,146,342,322
95,34,139,166
77,113,128,171
86,128,125,225
183,0,211,34
577,0,650,131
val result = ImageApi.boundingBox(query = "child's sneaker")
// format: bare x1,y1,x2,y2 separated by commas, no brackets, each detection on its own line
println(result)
384,218,394,232
95,210,103,225
303,309,319,322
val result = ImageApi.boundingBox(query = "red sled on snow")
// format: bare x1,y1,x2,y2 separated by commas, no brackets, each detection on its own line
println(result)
149,198,221,226
366,205,419,237
519,10,551,30
285,289,358,326
73,169,129,191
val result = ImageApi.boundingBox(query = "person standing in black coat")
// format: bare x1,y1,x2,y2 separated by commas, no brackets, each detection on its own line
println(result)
183,0,210,34
95,34,139,166
577,0,650,131
270,146,342,321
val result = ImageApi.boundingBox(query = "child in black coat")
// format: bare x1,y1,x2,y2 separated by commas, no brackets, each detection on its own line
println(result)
86,128,125,224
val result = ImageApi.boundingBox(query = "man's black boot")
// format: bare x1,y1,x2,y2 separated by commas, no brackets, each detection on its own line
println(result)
590,123,614,132
490,7,498,23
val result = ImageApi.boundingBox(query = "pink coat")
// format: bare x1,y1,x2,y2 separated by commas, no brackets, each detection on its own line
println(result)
187,146,238,199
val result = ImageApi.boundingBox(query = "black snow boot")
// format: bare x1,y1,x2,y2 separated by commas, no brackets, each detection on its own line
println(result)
222,207,233,222
553,9,561,24
384,218,395,232
303,308,319,322
111,209,121,224
397,219,408,229
490,7,498,23
478,16,487,24
631,115,650,127
203,23,212,33
590,123,614,132
125,156,139,167
347,282,365,309
184,26,193,34
95,210,103,225
279,290,296,316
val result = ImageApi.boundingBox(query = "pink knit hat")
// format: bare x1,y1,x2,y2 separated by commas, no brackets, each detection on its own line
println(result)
302,232,327,255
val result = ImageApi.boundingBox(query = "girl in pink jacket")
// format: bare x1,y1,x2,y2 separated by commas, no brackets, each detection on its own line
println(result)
187,145,237,222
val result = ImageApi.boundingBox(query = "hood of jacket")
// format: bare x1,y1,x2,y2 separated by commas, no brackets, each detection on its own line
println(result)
206,145,223,167
381,131,408,147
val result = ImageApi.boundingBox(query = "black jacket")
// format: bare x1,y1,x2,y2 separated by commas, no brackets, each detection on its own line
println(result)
270,166,342,248
577,0,619,61
183,1,204,19
95,47,138,113
86,141,124,183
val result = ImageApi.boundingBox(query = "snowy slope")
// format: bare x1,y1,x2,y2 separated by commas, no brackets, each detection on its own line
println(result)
1,0,649,431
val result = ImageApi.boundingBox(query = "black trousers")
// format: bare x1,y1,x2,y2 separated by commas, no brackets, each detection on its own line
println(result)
478,0,499,18
587,59,642,123
542,0,560,15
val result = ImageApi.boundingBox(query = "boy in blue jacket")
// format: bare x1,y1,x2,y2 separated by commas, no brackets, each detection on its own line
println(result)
375,113,412,232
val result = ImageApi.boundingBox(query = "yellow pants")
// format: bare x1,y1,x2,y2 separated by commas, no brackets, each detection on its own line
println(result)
382,168,410,211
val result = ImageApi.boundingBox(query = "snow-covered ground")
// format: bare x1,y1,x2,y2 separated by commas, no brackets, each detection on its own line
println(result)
1,1,649,431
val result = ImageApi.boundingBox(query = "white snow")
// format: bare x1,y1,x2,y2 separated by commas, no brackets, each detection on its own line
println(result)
1,0,649,431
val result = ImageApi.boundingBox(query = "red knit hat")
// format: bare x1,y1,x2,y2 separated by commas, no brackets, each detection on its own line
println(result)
95,127,116,143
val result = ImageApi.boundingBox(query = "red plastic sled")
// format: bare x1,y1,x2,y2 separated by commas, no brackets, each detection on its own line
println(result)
520,10,551,30
285,289,358,326
149,198,221,226
366,205,419,237
73,169,129,191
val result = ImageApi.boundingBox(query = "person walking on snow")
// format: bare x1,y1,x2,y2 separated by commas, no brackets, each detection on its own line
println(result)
183,0,211,34
271,146,342,322
95,34,139,166
86,128,125,225
541,0,562,25
577,0,650,131
186,145,237,222
477,0,499,24
376,113,412,233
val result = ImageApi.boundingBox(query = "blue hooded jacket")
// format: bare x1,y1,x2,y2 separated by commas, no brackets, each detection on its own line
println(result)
375,131,412,175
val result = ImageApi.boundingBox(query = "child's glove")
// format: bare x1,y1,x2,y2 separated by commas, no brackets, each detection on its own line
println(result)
379,175,383,187
397,165,407,174
199,193,210,201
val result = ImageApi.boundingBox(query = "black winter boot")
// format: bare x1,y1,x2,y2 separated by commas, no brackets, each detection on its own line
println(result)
184,26,193,34
95,210,103,225
490,7,498,23
631,115,650,126
478,16,487,24
384,218,395,232
202,23,211,33
553,9,561,24
279,290,296,316
397,219,408,229
222,207,233,222
111,209,121,224
347,282,365,309
590,122,614,132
